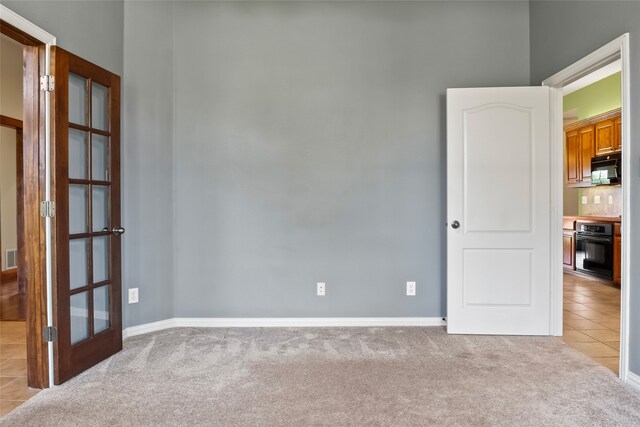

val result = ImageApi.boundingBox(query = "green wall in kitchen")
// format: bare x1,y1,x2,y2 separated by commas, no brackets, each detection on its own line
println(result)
563,72,621,120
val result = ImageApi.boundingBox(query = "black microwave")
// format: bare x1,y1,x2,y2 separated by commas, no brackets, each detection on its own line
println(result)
591,152,621,185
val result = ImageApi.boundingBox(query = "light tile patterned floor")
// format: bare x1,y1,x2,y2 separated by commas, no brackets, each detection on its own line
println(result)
563,272,621,375
0,321,39,417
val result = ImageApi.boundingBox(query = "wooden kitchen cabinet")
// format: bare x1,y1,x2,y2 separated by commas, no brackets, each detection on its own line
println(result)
566,129,580,185
563,218,576,271
565,126,594,185
614,223,621,285
563,230,575,270
614,116,622,151
595,119,616,155
565,108,621,187
579,126,595,183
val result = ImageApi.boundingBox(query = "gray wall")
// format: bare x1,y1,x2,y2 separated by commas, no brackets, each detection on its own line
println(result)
121,1,174,327
529,0,640,376
2,1,123,75
171,1,530,318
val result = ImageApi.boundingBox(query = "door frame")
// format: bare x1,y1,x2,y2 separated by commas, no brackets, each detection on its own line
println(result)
542,34,631,381
1,5,57,389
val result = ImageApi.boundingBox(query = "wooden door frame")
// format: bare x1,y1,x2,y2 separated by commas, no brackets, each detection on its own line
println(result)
542,34,632,384
1,6,57,389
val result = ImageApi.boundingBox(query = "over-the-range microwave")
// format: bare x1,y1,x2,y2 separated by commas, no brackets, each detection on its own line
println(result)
591,152,621,185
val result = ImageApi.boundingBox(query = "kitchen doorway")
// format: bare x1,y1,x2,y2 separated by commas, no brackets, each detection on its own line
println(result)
543,35,631,382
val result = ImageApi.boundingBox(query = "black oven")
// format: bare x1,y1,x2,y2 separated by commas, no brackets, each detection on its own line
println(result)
575,222,614,279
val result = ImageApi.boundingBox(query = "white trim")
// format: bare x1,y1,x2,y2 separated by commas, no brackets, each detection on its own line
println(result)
626,371,640,393
562,59,621,95
0,5,56,45
543,35,624,89
548,87,564,336
542,34,631,380
619,34,631,383
123,317,447,339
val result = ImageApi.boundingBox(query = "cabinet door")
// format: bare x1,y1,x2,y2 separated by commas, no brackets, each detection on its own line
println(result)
579,126,595,183
595,119,616,155
566,130,580,184
613,224,621,285
614,116,622,151
563,231,575,270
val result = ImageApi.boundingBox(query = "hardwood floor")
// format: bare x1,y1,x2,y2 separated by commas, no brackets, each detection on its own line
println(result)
0,280,26,321
563,272,621,374
0,320,39,417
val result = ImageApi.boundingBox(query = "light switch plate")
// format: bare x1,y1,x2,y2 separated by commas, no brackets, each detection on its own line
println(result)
582,196,588,205
594,195,601,204
608,195,614,205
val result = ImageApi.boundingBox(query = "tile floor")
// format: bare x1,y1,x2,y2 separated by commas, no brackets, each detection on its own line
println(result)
0,321,39,417
562,271,621,375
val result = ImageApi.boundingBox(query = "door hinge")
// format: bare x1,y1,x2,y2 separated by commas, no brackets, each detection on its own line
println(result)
43,326,58,342
40,201,56,218
40,75,55,92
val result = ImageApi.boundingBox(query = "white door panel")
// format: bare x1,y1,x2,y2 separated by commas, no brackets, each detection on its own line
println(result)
447,87,551,335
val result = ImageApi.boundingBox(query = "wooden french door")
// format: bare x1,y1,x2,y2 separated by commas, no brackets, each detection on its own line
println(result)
52,47,122,383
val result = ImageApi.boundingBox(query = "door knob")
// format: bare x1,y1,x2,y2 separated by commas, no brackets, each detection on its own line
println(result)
451,220,460,229
112,227,125,236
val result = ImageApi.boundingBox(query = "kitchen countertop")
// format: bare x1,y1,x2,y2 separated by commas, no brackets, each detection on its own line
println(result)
564,215,622,223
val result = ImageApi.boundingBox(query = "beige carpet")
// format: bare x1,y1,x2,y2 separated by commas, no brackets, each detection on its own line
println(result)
3,327,640,426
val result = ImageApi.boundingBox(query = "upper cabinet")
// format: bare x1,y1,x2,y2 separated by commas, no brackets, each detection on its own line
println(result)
614,116,622,151
565,108,621,188
566,125,594,186
595,119,616,155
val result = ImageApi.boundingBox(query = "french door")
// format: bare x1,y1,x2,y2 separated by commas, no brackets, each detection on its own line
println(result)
52,47,122,383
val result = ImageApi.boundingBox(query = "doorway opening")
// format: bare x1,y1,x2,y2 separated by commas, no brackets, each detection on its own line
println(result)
560,65,622,374
0,31,38,415
543,34,631,382
1,8,57,411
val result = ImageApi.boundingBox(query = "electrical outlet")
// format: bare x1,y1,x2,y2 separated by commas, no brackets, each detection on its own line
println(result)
594,195,601,204
128,288,139,304
608,195,614,205
582,196,588,205
317,282,325,296
406,281,416,296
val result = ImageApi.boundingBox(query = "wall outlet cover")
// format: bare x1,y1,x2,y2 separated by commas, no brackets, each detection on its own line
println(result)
582,196,588,205
608,195,614,205
317,282,325,296
594,195,601,204
128,288,139,304
406,281,416,296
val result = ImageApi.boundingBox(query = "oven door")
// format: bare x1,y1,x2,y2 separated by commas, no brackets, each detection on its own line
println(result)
575,234,614,278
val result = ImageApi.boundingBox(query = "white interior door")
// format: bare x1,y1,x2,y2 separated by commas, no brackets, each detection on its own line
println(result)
447,87,551,335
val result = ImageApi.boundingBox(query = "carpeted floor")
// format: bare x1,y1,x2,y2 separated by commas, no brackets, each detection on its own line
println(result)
3,327,640,426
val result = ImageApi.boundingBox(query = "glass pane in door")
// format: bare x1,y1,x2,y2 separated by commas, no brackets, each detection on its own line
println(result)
93,236,110,283
92,134,109,181
70,291,89,345
69,238,88,290
69,185,88,234
92,186,109,232
91,82,109,131
68,129,88,179
93,285,110,334
69,73,87,125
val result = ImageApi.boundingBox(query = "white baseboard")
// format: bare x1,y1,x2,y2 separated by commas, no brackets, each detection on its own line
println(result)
626,370,640,392
123,317,446,339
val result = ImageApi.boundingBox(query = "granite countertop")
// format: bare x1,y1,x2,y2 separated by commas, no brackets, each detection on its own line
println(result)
564,215,622,223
